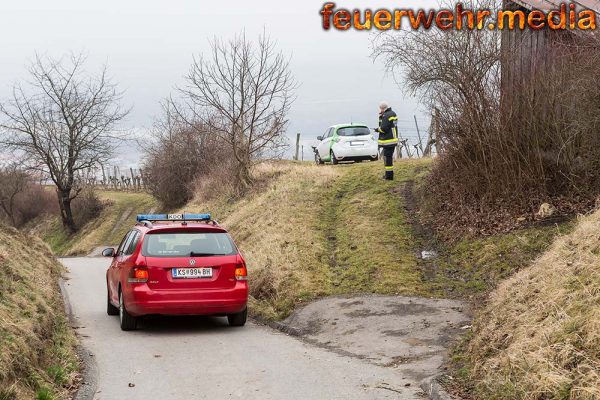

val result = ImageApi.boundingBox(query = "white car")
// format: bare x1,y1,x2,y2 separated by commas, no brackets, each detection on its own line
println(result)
314,123,379,164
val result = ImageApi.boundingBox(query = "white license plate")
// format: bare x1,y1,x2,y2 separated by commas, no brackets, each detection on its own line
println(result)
350,141,365,146
172,268,213,279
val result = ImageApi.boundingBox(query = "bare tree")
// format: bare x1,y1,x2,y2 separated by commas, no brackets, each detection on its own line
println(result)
372,0,600,234
0,53,128,232
0,163,29,227
176,31,296,193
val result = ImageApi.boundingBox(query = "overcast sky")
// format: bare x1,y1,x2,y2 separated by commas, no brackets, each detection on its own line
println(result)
0,0,438,165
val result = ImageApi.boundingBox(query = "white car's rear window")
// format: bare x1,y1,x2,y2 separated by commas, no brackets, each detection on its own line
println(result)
337,127,370,136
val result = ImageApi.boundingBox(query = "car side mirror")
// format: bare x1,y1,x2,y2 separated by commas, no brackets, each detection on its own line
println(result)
102,248,115,257
317,136,323,141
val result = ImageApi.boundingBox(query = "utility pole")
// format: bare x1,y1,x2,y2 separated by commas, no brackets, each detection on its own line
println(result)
294,133,301,161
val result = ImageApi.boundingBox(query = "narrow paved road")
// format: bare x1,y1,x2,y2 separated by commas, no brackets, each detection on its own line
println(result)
61,257,425,399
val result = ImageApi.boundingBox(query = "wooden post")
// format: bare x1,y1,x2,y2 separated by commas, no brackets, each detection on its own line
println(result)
139,167,145,189
294,133,301,161
434,108,441,154
413,115,424,157
100,163,107,186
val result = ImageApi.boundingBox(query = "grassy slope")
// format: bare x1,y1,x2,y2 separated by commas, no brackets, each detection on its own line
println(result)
31,191,158,256
457,211,600,400
428,223,574,298
0,225,78,400
318,159,430,296
186,159,564,320
28,160,570,323
187,160,435,319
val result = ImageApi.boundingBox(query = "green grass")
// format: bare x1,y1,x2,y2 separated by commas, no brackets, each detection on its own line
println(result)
318,159,433,297
427,222,574,298
35,388,55,400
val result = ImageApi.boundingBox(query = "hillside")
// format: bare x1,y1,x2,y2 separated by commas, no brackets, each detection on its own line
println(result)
30,160,570,322
182,160,569,320
461,210,600,399
183,160,433,319
0,225,78,400
31,191,158,256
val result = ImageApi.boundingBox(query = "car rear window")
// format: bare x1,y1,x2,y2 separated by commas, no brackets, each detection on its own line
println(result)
142,232,237,257
337,127,371,136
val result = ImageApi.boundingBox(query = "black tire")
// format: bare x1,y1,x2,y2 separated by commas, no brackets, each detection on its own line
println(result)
331,151,339,165
107,288,119,316
315,153,324,165
119,289,138,331
227,308,247,327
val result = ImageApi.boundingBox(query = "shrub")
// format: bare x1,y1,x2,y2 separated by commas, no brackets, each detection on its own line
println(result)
0,165,58,227
71,188,103,228
143,119,232,208
16,185,59,227
374,3,600,235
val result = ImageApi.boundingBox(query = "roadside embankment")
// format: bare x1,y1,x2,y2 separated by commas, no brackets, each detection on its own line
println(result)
0,224,78,400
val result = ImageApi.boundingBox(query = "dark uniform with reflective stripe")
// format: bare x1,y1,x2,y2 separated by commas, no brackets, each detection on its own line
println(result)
376,107,398,180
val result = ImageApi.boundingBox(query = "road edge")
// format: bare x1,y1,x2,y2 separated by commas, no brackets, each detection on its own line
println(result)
58,278,98,400
253,315,459,400
419,375,456,400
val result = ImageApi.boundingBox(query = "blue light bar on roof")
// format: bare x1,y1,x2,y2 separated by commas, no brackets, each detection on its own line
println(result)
136,213,211,222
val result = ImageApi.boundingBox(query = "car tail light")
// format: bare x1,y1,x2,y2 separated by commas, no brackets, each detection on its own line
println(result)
128,267,149,283
235,264,248,281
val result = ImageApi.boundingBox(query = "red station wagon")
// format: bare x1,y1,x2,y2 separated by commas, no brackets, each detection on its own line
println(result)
103,213,248,331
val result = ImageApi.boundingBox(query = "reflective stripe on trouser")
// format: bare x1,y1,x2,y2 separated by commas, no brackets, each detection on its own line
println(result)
383,147,395,180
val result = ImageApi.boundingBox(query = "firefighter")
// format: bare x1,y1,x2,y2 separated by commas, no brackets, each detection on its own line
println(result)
376,102,399,180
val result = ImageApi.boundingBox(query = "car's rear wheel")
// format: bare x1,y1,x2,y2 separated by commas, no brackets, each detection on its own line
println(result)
331,151,339,165
119,289,138,331
228,307,247,327
107,288,119,316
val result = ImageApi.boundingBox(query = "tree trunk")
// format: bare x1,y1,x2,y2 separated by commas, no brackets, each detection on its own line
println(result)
234,162,252,196
57,189,77,233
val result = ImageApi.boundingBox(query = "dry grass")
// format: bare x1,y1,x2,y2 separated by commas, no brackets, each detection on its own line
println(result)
0,224,78,399
467,210,600,399
186,159,436,319
185,161,341,319
30,191,159,256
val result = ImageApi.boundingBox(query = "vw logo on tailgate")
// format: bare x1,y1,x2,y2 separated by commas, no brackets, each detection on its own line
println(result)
189,259,196,266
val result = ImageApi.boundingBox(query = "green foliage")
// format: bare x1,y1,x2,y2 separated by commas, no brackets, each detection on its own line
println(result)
35,387,55,400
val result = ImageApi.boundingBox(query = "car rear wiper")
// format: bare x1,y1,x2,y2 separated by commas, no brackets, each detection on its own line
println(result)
189,252,225,257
